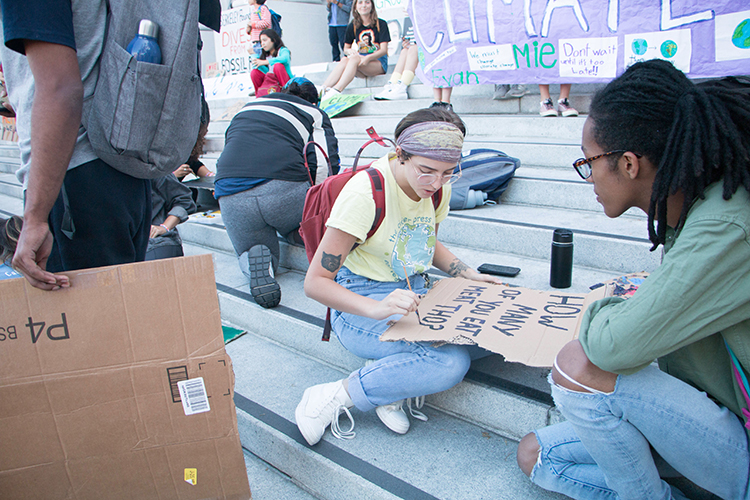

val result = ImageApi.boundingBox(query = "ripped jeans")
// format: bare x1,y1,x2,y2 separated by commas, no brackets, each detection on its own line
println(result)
530,364,749,500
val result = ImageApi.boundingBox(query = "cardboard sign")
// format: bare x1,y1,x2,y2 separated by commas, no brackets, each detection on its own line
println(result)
0,255,251,500
382,278,609,367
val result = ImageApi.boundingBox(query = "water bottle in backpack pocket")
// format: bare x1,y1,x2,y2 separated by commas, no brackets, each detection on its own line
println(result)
449,149,519,210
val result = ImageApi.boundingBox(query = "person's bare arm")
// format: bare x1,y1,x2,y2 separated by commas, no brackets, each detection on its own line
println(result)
12,40,82,290
304,227,420,320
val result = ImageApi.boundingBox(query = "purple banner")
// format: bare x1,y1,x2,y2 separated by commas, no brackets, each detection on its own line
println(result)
409,1,750,86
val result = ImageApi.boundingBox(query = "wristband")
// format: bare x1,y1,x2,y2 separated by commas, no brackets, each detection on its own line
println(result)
160,224,169,231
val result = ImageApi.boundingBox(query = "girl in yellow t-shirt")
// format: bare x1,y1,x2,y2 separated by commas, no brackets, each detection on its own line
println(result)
295,107,502,446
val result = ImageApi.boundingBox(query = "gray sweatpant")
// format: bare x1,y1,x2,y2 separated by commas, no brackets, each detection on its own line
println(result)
218,179,309,278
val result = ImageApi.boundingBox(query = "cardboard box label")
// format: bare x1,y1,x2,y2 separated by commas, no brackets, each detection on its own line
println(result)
184,468,197,486
382,278,608,367
178,377,211,416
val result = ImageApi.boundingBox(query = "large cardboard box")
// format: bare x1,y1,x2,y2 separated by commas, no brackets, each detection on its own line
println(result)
382,278,610,367
0,255,251,500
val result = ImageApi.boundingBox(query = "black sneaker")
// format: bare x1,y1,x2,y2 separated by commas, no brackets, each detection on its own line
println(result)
248,244,281,308
430,101,453,111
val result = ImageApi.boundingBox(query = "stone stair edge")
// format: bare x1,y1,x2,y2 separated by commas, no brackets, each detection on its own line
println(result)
227,327,566,500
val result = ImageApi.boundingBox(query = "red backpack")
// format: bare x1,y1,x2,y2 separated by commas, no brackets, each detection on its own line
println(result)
298,127,442,340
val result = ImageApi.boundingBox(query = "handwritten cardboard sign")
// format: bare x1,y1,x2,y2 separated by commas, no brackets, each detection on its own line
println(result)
382,278,609,367
410,0,750,85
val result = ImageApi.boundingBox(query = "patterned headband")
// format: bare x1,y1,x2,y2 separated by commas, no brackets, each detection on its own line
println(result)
396,122,464,164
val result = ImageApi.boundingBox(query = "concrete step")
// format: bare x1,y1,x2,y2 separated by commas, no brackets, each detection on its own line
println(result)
0,172,22,199
204,113,588,172
0,142,19,175
215,315,564,500
207,112,585,144
179,196,657,278
243,449,318,500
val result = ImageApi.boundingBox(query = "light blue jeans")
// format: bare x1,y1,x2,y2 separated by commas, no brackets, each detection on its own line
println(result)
332,267,488,412
531,364,750,499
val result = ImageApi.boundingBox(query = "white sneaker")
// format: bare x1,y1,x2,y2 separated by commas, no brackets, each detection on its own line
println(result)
388,82,408,100
364,360,427,434
375,400,410,434
373,82,394,100
321,87,341,102
295,380,355,446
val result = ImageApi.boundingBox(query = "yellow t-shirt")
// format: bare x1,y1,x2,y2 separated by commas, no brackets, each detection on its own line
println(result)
326,153,451,282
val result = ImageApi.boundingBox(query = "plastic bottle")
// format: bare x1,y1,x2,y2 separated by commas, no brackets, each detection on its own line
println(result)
550,228,573,288
464,190,488,209
127,20,162,64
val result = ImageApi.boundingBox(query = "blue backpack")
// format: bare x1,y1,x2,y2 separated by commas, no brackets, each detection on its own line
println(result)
449,149,519,210
269,9,282,37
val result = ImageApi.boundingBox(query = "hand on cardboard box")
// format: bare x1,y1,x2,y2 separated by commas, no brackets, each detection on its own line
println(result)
12,219,69,290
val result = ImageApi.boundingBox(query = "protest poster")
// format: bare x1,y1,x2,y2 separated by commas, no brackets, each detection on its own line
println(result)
320,93,370,117
408,1,750,86
381,278,611,367
215,6,253,76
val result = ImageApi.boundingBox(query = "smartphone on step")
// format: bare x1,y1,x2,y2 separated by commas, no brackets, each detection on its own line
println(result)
478,263,521,277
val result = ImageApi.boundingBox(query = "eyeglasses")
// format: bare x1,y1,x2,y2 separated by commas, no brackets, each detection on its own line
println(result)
572,150,642,179
410,159,462,185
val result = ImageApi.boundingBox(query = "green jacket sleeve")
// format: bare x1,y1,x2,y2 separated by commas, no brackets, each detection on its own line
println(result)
579,213,750,375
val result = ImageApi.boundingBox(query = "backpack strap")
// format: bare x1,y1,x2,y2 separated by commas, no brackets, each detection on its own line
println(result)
725,340,750,430
303,140,332,186
322,167,385,342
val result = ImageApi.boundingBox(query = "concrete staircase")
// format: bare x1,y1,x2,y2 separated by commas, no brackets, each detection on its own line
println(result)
0,74,664,499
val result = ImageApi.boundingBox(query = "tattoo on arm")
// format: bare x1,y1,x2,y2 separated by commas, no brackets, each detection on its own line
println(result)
321,252,342,273
448,259,469,277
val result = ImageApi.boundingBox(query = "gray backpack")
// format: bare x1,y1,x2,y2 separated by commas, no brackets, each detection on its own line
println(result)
82,0,202,179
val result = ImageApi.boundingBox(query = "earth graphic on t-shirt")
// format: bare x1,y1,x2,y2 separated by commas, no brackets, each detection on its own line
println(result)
392,222,436,277
660,40,678,58
732,19,750,49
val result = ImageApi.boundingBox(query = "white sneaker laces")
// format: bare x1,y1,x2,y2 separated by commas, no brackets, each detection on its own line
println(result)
330,404,356,440
407,396,428,421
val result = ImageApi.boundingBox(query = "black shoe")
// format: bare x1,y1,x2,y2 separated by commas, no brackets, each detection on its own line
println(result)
248,245,281,308
430,101,453,111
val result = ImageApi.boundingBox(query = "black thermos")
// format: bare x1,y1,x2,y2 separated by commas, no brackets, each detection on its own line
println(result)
550,228,573,288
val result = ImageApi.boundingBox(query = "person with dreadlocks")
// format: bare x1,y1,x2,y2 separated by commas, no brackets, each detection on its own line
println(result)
295,107,500,446
517,59,750,499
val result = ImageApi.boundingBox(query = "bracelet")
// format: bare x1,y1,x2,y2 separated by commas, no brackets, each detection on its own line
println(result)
160,224,169,231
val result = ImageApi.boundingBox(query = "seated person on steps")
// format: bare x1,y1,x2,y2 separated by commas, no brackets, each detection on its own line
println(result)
145,174,196,261
295,107,501,446
320,0,390,102
250,29,292,97
214,78,339,309
517,60,750,500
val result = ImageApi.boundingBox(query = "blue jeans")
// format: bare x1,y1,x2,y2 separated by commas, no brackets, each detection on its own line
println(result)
332,267,488,412
531,364,749,499
328,25,347,61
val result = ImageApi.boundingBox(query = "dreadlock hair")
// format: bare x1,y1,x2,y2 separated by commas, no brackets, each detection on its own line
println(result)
0,215,22,264
588,59,750,250
352,0,380,32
